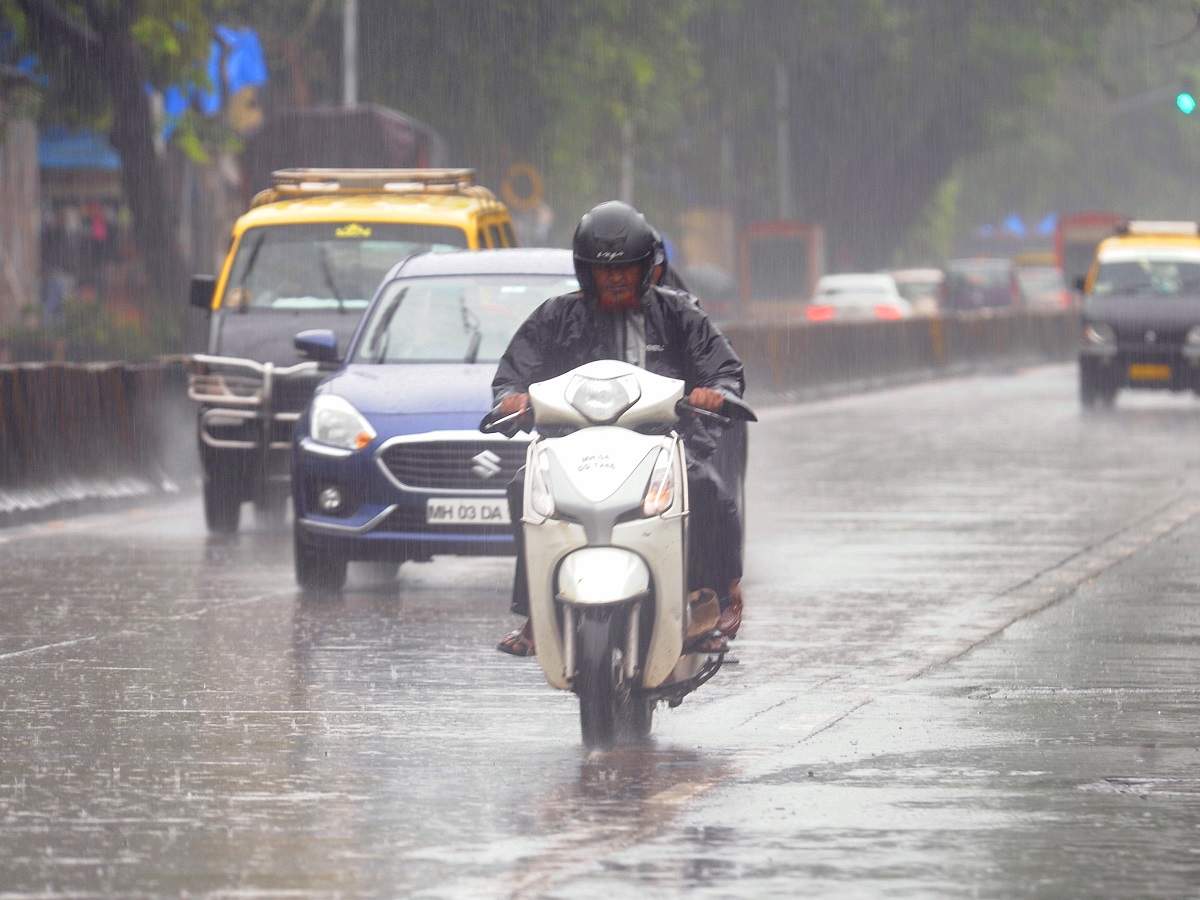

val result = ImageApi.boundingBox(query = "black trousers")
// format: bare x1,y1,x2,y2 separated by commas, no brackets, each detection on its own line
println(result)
506,455,742,616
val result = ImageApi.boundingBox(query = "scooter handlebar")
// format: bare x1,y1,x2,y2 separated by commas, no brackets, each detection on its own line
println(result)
480,405,533,435
675,394,758,425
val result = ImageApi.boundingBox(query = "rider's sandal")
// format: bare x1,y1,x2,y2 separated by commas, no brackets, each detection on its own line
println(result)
496,628,536,657
717,584,743,641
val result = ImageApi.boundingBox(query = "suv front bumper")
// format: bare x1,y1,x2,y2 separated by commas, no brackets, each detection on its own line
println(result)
188,355,321,501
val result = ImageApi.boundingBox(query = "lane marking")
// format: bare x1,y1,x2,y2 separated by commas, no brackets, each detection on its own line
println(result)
0,635,99,661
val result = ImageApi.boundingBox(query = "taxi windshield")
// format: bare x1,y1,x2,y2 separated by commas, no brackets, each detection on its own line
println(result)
223,223,467,311
356,274,578,364
1093,255,1200,298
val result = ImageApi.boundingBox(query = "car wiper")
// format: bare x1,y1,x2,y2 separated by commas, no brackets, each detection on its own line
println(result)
369,288,406,363
460,299,483,363
232,230,267,313
318,246,347,314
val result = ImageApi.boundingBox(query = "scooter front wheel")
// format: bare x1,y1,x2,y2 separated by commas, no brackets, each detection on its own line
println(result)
622,694,655,742
575,613,623,749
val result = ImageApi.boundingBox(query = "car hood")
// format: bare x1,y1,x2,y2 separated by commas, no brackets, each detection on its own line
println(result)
318,363,497,416
1085,294,1200,329
211,310,362,366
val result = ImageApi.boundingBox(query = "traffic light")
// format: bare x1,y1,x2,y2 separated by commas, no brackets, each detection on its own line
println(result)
1177,78,1197,116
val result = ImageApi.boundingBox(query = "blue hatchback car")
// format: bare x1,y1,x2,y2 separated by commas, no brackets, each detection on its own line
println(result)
290,249,579,590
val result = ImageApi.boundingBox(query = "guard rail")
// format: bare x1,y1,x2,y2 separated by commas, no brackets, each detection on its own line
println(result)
0,310,1078,522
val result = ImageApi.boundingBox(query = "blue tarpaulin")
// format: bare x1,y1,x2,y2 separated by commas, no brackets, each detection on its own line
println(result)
163,26,267,137
30,24,267,167
38,128,121,171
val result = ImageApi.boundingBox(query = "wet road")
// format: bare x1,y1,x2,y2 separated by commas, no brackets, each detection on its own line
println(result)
3,363,1200,897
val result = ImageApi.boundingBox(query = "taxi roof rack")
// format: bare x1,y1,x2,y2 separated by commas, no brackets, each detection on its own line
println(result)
1115,219,1200,237
252,168,495,207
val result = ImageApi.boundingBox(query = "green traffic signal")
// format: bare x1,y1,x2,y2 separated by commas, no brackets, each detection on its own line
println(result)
1178,90,1198,115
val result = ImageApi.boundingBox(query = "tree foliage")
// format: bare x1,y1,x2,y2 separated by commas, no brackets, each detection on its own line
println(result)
8,0,1142,288
4,0,225,307
953,1,1200,248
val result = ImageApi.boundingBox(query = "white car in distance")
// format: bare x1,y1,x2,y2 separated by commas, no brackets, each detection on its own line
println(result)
806,273,914,322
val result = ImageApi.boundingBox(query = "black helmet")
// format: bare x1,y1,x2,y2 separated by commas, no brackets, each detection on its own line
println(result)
650,226,671,284
572,201,657,296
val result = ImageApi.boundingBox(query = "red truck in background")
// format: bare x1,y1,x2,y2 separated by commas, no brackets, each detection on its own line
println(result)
1056,211,1124,291
737,220,826,320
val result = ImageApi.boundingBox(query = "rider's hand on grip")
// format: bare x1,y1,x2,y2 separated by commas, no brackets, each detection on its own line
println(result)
688,387,725,412
498,392,531,416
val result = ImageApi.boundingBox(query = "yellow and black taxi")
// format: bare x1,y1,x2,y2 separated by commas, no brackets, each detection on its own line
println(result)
187,168,516,533
1078,220,1200,408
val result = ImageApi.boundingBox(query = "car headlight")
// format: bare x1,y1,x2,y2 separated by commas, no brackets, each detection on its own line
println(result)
528,450,555,518
310,394,376,451
1186,326,1200,346
1083,322,1115,346
566,374,641,424
641,448,676,517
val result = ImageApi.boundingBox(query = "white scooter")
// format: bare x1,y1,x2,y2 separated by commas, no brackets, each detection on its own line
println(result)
485,360,756,747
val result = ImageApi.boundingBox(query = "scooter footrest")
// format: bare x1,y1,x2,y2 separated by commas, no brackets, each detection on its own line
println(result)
682,629,728,655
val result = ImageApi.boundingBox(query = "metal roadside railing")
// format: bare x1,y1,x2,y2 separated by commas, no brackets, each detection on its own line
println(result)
0,310,1079,523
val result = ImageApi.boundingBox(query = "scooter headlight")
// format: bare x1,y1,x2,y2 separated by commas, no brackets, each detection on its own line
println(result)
566,374,642,424
641,448,676,517
529,450,555,518
310,394,376,451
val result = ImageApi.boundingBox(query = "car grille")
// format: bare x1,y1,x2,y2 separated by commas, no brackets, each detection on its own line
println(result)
1114,324,1189,349
379,439,528,491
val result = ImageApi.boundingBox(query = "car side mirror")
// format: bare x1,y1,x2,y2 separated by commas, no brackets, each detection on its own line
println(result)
294,329,340,364
1073,276,1087,293
190,274,216,311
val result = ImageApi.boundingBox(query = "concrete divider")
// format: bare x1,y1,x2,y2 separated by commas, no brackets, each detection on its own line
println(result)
0,359,189,522
0,312,1078,523
722,310,1077,397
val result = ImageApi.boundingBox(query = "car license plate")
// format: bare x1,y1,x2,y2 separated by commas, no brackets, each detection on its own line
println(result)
426,498,510,525
1129,363,1171,382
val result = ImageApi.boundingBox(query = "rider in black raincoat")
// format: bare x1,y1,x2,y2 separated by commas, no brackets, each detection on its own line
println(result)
489,201,745,656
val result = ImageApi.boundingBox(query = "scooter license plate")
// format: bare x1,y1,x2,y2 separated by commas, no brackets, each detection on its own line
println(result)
426,498,510,525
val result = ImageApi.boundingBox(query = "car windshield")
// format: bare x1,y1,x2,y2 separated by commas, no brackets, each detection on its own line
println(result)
1093,258,1200,297
354,273,579,364
223,223,468,312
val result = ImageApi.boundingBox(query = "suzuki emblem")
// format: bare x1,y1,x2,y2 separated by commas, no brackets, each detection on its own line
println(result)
471,450,503,480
